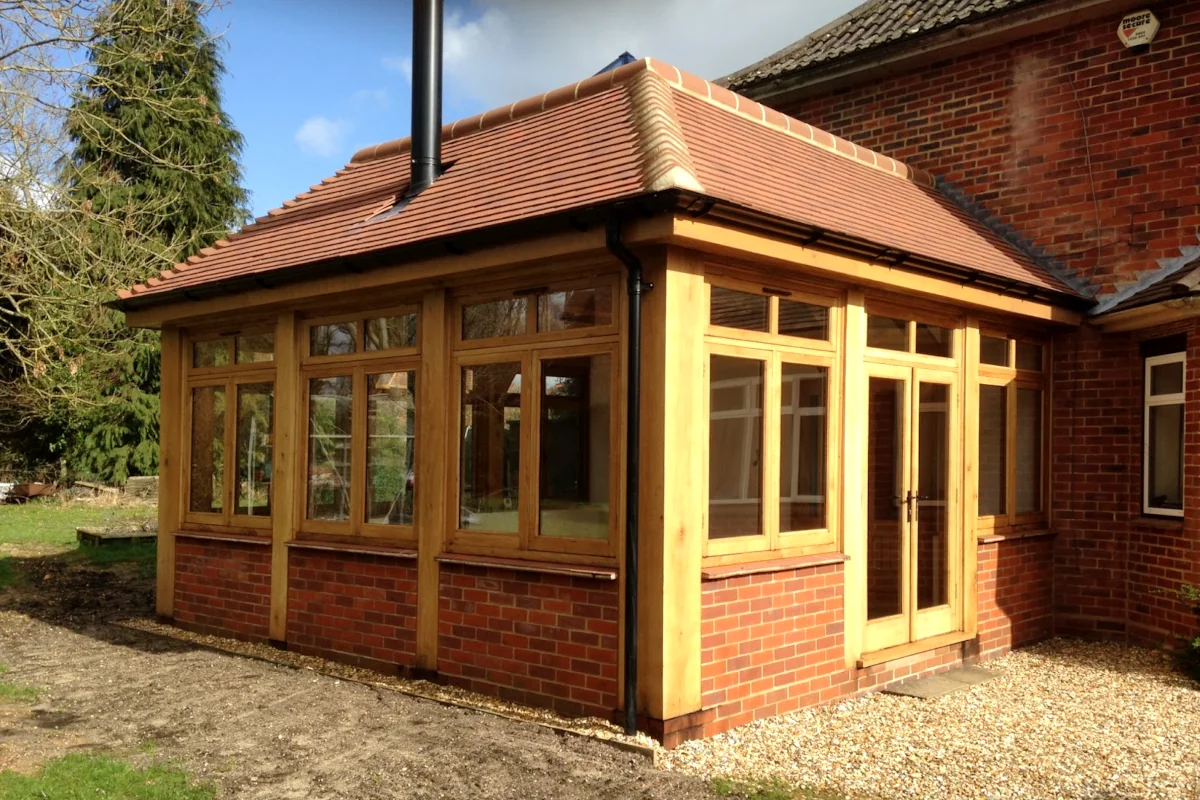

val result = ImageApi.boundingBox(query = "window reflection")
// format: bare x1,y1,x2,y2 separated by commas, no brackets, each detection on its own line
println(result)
193,339,229,369
708,355,764,539
367,371,417,525
539,355,611,539
460,363,522,531
463,298,527,340
236,332,275,364
307,376,353,520
189,386,225,513
366,313,417,351
710,287,769,331
779,364,827,532
236,383,273,516
538,287,613,332
310,322,357,356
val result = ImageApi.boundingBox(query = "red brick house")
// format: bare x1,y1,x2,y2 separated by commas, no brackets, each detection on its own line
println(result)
115,0,1196,747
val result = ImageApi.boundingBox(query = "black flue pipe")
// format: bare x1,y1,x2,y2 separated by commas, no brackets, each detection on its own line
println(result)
410,0,443,195
606,214,642,737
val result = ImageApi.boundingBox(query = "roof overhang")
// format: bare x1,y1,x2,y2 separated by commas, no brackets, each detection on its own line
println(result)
1095,295,1200,332
738,0,1145,106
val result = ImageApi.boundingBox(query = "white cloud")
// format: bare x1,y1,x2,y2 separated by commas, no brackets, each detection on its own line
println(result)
417,0,858,109
351,88,391,110
293,116,352,158
382,54,413,84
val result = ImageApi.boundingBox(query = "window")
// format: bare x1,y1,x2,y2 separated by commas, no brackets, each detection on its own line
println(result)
1145,351,1184,516
185,330,276,529
300,307,421,539
976,333,1046,528
867,313,955,358
705,278,839,558
453,278,620,558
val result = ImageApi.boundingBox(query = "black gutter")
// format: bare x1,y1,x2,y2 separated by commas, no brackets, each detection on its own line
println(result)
606,213,644,737
409,0,443,195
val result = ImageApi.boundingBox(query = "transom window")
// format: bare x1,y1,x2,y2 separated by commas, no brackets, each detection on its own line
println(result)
976,332,1046,529
704,277,840,559
867,314,954,358
1144,349,1184,517
185,329,276,530
307,306,419,359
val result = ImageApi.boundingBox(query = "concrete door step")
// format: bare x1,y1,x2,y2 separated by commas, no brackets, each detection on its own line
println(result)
883,666,999,699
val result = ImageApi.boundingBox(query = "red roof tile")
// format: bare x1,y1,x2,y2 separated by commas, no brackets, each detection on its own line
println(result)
118,58,1079,306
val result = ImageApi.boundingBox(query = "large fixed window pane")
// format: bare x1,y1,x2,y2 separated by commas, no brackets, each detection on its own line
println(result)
235,383,273,517
779,363,827,532
310,322,357,357
1148,403,1183,511
708,355,764,539
538,355,611,540
917,383,950,610
189,386,226,513
867,376,904,620
366,313,417,352
1015,388,1042,514
367,371,417,525
460,363,522,531
978,385,1007,517
710,287,769,332
538,287,613,333
463,298,527,340
307,376,353,521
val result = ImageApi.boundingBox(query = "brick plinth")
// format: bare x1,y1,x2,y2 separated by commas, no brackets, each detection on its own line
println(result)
174,537,271,642
437,562,619,719
286,548,417,671
978,534,1055,658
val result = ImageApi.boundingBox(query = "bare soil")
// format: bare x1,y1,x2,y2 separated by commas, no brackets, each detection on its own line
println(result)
0,547,713,799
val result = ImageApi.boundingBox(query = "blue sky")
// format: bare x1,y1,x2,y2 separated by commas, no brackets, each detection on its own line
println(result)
208,1,858,218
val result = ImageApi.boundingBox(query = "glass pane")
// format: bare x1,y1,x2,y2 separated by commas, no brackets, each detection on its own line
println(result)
367,371,417,525
310,322,357,356
708,356,764,539
915,323,952,357
1015,342,1043,372
235,383,273,517
917,383,950,610
189,385,225,513
867,315,908,351
538,287,613,332
777,300,829,341
867,377,904,620
235,332,275,364
978,385,1007,517
710,287,768,332
539,355,611,539
1148,403,1183,511
1151,360,1184,396
193,339,229,368
365,313,417,351
463,298,527,340
307,376,353,521
780,364,827,532
980,336,1009,367
1015,389,1042,514
460,362,522,531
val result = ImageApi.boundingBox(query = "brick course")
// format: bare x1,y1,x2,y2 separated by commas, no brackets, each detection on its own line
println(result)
287,548,418,671
174,537,271,642
437,563,619,718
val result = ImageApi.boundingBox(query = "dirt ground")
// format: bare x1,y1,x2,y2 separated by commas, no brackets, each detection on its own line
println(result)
0,546,713,799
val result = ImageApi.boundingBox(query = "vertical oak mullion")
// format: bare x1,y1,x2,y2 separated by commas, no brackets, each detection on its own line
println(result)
1006,381,1019,528
350,368,368,531
762,351,782,549
156,327,184,618
269,311,299,642
519,351,540,550
224,377,237,524
415,289,448,671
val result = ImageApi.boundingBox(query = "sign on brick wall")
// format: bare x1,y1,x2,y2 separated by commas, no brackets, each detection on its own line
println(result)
1118,9,1160,48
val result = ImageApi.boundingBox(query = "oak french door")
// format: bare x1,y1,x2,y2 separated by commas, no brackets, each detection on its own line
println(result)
863,363,961,654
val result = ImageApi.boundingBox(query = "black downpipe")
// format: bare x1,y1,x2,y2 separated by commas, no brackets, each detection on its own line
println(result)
410,0,443,194
606,214,644,736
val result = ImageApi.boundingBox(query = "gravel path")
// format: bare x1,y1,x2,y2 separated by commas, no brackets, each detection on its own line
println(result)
662,640,1200,800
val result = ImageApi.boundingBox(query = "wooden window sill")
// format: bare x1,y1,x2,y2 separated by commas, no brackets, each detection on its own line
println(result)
856,630,975,669
701,552,848,581
435,553,617,581
174,530,270,546
286,539,417,559
977,528,1056,544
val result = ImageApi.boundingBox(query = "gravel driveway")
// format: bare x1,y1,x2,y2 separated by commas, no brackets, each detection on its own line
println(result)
662,639,1200,800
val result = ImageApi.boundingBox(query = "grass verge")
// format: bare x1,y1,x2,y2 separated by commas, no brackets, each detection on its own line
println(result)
0,664,40,703
711,777,849,800
0,500,150,548
0,753,213,799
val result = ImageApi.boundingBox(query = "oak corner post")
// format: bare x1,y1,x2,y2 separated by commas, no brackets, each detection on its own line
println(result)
269,311,299,642
156,325,184,619
415,287,448,671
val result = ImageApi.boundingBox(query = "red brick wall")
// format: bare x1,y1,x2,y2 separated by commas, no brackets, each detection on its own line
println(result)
437,563,619,718
286,549,417,671
978,535,1055,657
775,0,1200,295
173,537,271,642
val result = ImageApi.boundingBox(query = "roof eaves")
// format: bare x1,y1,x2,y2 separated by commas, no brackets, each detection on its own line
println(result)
1092,234,1200,316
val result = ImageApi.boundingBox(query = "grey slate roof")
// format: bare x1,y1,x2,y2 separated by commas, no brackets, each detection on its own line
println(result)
723,0,1047,92
1096,236,1200,315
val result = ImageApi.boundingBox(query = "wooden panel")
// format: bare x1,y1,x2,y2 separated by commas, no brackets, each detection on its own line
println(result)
156,326,184,618
963,319,980,639
841,290,866,668
269,312,299,641
415,289,448,671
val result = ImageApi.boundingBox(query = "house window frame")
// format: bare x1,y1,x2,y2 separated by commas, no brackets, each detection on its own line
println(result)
448,274,624,562
1144,351,1185,518
975,332,1049,532
182,329,277,532
297,305,422,543
702,274,842,562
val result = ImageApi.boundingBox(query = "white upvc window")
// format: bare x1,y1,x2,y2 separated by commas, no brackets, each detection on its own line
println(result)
1144,352,1185,517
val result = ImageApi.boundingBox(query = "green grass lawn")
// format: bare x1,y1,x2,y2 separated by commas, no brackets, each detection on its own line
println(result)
0,500,151,548
0,664,40,703
0,753,213,799
712,778,849,800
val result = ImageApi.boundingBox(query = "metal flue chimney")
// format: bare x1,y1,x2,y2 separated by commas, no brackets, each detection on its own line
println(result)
410,0,443,195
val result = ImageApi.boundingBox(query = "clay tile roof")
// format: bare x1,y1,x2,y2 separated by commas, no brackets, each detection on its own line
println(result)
722,0,1045,93
117,56,1081,309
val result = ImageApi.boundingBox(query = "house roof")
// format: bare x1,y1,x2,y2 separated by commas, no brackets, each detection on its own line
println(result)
722,0,1046,93
1098,237,1200,315
116,57,1082,310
